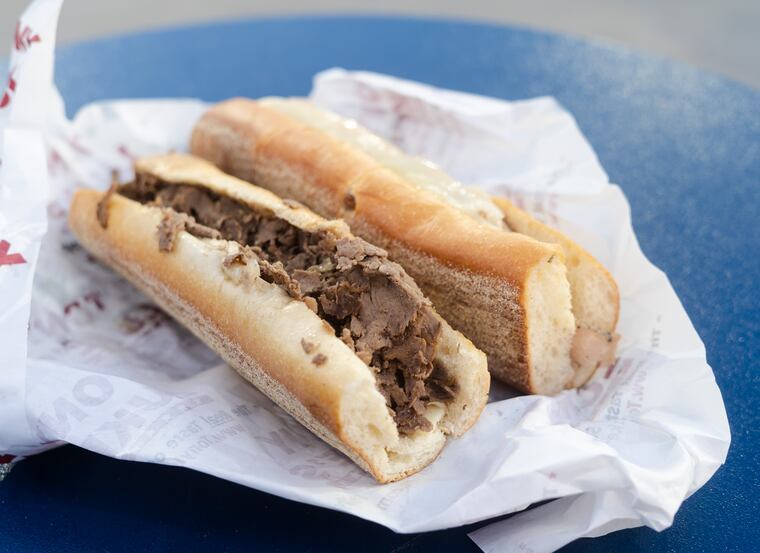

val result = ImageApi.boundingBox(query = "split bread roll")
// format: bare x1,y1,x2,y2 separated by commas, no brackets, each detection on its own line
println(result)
190,98,620,393
68,153,490,483
492,198,620,382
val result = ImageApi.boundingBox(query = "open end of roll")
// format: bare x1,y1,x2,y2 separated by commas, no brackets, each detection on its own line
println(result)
570,328,621,387
524,256,576,395
111,172,458,435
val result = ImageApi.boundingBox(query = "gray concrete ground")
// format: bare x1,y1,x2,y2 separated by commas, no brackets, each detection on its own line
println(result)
1,0,758,90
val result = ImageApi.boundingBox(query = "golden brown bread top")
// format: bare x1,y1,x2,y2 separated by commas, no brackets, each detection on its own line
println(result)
192,99,563,286
353,169,562,283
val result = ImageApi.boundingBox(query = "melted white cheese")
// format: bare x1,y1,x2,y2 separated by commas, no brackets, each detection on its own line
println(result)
260,97,507,229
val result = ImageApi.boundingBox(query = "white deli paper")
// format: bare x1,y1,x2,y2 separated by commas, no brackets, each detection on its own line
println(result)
0,2,730,552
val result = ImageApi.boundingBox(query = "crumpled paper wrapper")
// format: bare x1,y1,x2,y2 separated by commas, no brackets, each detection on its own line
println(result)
0,1,730,551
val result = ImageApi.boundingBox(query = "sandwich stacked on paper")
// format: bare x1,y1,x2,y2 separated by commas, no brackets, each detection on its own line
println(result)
69,98,619,483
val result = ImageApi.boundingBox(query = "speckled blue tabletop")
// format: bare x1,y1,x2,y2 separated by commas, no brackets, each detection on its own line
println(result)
1,16,758,553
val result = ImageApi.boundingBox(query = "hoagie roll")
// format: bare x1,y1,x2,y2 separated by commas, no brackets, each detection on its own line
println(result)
68,153,490,483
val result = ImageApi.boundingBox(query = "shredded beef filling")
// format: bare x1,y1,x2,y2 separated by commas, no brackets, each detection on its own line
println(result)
117,174,457,434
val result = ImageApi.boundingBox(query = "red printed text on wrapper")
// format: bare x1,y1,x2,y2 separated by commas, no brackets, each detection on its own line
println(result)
0,70,17,109
1,20,43,110
0,240,26,266
14,21,41,52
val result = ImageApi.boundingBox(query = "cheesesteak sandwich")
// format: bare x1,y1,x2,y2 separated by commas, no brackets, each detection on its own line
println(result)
68,154,490,483
190,98,620,394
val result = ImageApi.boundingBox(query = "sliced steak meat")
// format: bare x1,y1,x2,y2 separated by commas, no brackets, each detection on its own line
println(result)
118,174,458,434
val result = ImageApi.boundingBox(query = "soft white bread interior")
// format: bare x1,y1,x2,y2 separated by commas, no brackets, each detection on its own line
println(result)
492,197,620,335
191,99,590,394
68,154,490,483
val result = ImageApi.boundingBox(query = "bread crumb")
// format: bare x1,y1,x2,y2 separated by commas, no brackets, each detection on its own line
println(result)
96,181,118,229
224,251,248,267
340,328,355,349
301,338,316,354
282,199,303,209
303,296,318,313
343,192,356,211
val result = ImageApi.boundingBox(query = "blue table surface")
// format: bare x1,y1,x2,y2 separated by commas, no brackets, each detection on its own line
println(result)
1,15,758,553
